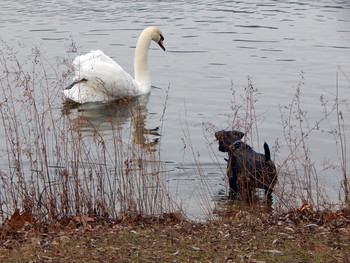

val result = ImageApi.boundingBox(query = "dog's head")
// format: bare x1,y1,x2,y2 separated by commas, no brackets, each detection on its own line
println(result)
215,130,245,152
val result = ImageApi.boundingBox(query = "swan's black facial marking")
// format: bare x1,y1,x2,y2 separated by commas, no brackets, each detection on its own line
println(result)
158,34,166,51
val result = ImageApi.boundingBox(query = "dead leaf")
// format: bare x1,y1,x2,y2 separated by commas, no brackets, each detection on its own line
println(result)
73,215,95,226
250,259,266,263
299,202,313,212
5,209,35,231
223,209,242,219
263,249,284,255
164,211,187,223
324,211,346,220
191,246,202,251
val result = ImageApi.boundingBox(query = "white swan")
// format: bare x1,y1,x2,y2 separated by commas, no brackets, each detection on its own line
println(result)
63,27,165,104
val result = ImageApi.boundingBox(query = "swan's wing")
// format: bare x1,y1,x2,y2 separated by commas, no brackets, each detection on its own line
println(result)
74,50,117,69
73,50,139,97
63,81,112,104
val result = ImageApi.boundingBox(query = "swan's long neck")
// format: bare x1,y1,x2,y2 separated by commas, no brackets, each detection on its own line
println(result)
134,31,152,93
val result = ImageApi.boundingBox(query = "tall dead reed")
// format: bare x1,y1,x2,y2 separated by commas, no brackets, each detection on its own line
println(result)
276,71,349,211
0,41,177,223
207,72,349,213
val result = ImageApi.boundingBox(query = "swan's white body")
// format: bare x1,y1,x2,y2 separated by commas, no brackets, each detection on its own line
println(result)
63,27,165,104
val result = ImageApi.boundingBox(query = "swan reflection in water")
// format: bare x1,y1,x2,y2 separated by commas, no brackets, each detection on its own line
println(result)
62,93,160,152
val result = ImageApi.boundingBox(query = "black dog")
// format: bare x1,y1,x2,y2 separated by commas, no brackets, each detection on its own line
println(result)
215,130,277,203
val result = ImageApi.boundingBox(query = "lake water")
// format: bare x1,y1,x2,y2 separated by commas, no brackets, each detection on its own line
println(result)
1,0,350,220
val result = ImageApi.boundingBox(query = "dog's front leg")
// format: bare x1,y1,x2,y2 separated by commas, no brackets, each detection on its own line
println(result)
227,154,239,199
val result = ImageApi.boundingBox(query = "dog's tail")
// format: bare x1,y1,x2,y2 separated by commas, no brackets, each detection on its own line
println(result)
263,142,271,162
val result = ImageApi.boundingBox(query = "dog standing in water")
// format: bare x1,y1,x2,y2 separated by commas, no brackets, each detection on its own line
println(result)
215,130,278,203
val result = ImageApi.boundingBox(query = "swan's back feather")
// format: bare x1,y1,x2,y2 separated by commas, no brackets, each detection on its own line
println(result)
73,50,117,70
72,50,139,98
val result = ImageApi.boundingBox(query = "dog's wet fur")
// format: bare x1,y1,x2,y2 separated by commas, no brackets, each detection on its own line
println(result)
215,130,277,203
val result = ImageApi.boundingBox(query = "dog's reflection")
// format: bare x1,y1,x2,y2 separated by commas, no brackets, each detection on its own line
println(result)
62,94,159,151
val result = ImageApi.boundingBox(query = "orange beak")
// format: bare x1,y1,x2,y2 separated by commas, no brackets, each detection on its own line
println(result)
158,34,166,51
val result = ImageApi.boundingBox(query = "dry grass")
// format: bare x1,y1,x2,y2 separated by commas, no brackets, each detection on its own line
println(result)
1,208,349,262
0,41,178,224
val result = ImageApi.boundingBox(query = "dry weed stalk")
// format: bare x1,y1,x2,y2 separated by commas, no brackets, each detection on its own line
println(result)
335,69,349,204
278,71,349,210
0,41,177,223
207,72,349,213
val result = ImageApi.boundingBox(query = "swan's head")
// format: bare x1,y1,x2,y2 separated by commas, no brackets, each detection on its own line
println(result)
144,27,166,51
